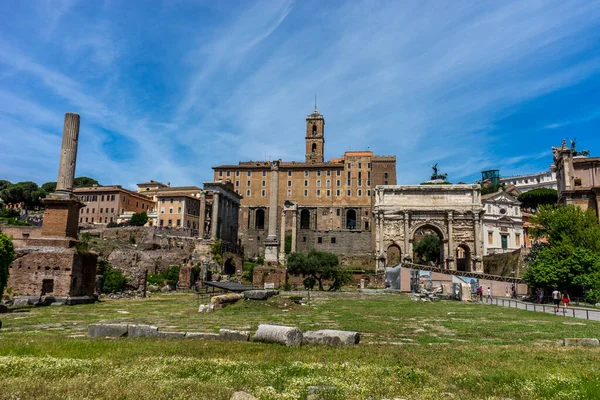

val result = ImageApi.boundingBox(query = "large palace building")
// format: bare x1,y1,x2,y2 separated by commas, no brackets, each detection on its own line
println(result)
213,107,396,261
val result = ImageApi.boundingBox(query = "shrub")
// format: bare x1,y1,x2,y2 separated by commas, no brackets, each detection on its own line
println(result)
106,221,118,228
148,265,180,288
96,258,127,293
0,233,15,296
129,211,148,227
0,208,20,218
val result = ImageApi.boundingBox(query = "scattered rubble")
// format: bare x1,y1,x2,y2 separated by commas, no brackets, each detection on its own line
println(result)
563,338,599,346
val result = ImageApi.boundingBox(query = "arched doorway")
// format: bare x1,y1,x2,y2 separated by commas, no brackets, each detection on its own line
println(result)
346,209,357,229
312,124,317,136
300,209,310,229
311,143,317,153
255,209,265,229
412,224,444,265
456,244,471,272
224,258,235,275
386,244,402,266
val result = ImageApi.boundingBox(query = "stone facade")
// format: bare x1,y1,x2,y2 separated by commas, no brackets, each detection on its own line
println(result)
213,108,396,260
553,140,600,221
500,170,557,193
374,184,483,272
481,191,524,255
74,185,154,226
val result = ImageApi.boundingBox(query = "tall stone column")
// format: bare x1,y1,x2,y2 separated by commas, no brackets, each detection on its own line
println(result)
211,192,220,239
279,209,286,255
291,209,297,253
41,112,85,241
264,161,280,264
447,211,455,270
54,112,80,197
403,212,410,261
199,192,206,238
473,211,483,272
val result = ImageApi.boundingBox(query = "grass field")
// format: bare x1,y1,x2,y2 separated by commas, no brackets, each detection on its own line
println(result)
1,292,600,400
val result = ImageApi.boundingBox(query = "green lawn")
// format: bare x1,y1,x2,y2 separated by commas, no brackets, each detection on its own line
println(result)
1,292,599,400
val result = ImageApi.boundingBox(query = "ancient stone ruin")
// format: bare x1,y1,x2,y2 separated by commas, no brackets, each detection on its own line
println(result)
7,113,98,305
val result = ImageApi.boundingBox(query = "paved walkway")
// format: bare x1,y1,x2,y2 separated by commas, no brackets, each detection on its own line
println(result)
484,297,600,321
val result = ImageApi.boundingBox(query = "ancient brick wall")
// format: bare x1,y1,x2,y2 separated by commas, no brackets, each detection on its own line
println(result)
0,226,43,248
295,230,372,256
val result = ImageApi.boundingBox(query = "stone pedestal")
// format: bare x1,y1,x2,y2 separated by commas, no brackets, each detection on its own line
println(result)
41,198,84,240
264,237,279,265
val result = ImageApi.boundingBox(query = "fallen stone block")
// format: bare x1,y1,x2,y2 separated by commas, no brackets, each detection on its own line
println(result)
185,332,220,340
157,331,186,339
211,293,243,308
128,324,159,338
564,338,599,346
88,323,129,338
303,329,360,345
243,290,279,300
198,304,215,313
253,324,303,346
13,296,39,307
219,328,250,341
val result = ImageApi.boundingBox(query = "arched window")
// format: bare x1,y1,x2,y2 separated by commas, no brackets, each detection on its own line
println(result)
312,143,317,153
255,209,265,230
300,209,310,229
456,244,471,272
346,209,357,230
312,124,317,136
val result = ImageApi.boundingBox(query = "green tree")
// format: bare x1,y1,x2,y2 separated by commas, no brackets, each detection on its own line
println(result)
517,188,558,211
41,182,57,193
97,258,128,293
129,211,148,226
0,181,45,211
0,233,15,296
523,205,600,300
73,177,99,187
413,234,441,264
0,180,12,192
286,250,351,291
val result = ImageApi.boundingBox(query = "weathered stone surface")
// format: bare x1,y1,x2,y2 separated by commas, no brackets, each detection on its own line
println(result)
128,324,159,337
219,328,250,341
160,285,170,293
211,293,243,308
198,303,215,312
230,391,258,400
185,332,220,340
253,324,303,346
243,290,279,300
13,298,29,307
564,338,599,346
88,323,129,338
303,329,360,345
157,331,186,339
147,284,160,293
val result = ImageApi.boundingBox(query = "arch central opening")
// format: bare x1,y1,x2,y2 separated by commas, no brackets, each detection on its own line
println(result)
412,225,444,265
456,244,471,272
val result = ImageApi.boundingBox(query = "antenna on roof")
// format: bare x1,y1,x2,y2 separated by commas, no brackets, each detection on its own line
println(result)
314,93,317,112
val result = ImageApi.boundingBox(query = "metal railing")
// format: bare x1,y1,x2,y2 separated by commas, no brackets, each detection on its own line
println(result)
403,262,525,283
487,297,600,321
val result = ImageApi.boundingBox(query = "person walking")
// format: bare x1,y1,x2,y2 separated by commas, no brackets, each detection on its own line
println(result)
562,290,570,311
476,286,483,302
552,288,561,312
537,288,544,304
486,286,492,303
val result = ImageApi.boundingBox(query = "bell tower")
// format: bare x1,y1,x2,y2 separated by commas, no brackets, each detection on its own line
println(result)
305,105,325,163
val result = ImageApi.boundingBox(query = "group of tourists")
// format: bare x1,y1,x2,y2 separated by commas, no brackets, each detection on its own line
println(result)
475,286,492,302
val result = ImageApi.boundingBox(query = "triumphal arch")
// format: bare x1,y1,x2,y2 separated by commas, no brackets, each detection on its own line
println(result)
373,184,484,272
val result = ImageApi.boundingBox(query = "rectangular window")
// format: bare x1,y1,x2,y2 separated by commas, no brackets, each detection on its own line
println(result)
111,208,114,213
336,208,341,216
246,189,251,197
336,180,341,186
261,170,265,177
488,231,493,244
326,189,331,196
261,189,266,197
304,180,308,187
347,180,351,186
101,195,104,201
327,170,331,176
317,170,321,176
336,170,341,176
262,180,266,187
316,189,321,196
111,195,115,201
347,190,352,196
304,170,309,177
91,217,94,223
317,180,321,187
122,197,125,203
236,171,240,177
326,180,331,187
331,237,336,244
92,208,95,213
247,171,252,176
288,170,292,176
160,219,164,226
336,189,341,196
384,181,388,185
85,217,88,222
358,189,362,196
176,219,181,226
178,207,182,213
168,219,172,226
367,190,371,196
161,207,165,214
136,201,139,207
226,171,230,177
368,163,371,168
287,189,292,197
358,163,362,168
304,190,308,197
384,172,389,178
80,218,82,223
317,237,323,244
169,208,173,213
288,180,292,187
105,217,108,223
347,163,351,169
110,217,113,222
219,171,223,177
236,181,240,187
247,180,251,186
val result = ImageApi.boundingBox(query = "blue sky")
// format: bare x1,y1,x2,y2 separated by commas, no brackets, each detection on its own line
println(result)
1,1,600,189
